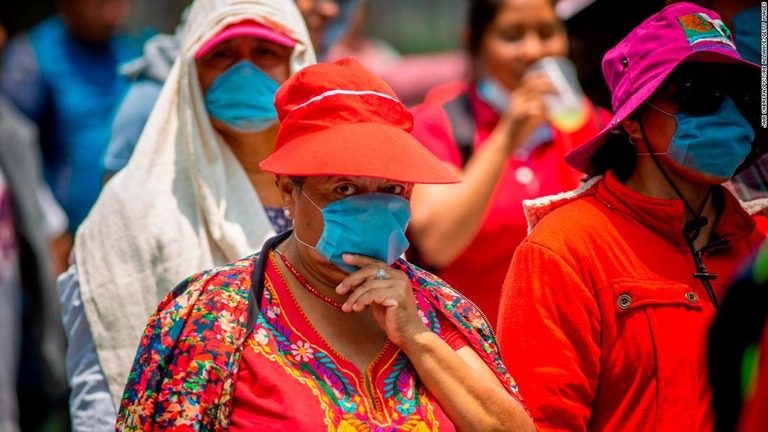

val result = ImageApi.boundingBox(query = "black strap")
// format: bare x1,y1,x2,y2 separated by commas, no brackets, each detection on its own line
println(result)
446,92,605,168
442,92,476,167
244,230,293,338
406,92,476,272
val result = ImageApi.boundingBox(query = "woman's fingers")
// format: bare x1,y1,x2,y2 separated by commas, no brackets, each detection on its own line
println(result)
518,71,558,95
342,280,398,312
342,253,382,268
336,253,391,295
334,257,424,346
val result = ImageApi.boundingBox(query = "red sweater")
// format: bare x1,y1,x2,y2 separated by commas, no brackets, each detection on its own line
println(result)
410,83,610,328
497,172,766,431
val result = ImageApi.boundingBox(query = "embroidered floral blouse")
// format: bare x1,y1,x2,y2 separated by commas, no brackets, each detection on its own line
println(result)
116,250,523,431
229,253,473,430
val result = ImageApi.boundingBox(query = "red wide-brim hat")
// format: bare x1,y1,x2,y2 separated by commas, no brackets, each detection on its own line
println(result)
260,57,460,184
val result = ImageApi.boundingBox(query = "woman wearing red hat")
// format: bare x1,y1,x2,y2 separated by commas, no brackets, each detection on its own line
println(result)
57,0,316,428
497,2,766,431
116,58,534,431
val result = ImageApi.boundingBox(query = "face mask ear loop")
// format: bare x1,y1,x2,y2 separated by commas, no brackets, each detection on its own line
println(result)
637,114,711,244
300,189,323,213
293,231,317,250
293,189,324,250
646,101,674,117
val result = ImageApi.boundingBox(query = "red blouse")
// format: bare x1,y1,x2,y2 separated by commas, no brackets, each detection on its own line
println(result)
229,253,469,431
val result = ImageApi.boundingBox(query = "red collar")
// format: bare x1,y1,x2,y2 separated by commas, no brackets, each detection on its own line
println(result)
596,171,755,248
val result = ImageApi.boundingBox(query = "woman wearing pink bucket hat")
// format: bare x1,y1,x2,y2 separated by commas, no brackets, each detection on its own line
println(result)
496,2,767,431
117,58,534,431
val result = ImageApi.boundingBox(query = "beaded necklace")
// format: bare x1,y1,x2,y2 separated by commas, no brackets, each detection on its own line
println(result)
274,249,345,309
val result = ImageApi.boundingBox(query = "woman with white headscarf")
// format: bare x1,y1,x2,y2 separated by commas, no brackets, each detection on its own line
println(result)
57,0,315,428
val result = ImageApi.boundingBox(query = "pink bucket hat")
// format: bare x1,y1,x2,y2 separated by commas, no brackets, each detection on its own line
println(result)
565,2,760,174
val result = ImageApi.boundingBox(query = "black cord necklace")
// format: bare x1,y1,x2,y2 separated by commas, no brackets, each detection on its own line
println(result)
638,119,712,243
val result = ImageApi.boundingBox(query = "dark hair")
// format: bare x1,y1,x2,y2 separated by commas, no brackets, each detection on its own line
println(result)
589,130,637,181
466,0,558,57
467,0,505,57
289,176,306,189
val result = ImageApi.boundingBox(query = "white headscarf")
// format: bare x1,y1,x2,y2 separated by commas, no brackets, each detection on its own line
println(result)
74,0,316,406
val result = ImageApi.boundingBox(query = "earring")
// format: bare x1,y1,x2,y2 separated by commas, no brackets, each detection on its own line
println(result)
283,208,291,217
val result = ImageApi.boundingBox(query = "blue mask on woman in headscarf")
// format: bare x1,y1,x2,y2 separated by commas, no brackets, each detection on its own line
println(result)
295,191,411,273
205,60,280,133
643,96,754,179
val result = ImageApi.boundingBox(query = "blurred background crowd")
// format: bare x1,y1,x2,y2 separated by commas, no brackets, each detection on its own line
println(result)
2,0,668,109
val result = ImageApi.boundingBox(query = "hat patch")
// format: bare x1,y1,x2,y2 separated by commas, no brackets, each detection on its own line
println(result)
678,13,736,51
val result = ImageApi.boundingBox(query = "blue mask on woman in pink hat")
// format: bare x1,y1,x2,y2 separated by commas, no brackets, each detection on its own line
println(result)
643,96,754,178
564,3,761,174
205,60,281,133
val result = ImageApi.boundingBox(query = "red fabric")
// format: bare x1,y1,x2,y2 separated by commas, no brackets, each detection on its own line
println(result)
422,81,465,106
260,58,459,184
442,324,469,352
497,172,767,431
323,41,470,107
753,214,768,236
229,255,470,430
410,82,611,328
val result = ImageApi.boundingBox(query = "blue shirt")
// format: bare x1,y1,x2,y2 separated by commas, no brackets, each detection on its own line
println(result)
102,79,164,176
0,16,150,231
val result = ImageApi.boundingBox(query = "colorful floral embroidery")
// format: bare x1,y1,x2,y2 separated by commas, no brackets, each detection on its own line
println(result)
291,341,315,362
254,328,270,346
116,250,523,431
256,307,357,410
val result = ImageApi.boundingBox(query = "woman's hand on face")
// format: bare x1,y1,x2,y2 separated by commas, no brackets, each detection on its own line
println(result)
336,254,428,346
498,72,554,155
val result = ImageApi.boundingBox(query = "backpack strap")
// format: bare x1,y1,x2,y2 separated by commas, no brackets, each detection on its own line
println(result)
245,230,293,338
406,91,476,272
441,91,476,167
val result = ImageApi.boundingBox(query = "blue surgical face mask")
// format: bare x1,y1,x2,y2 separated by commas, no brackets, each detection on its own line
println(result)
204,60,280,133
732,5,761,64
294,191,412,273
640,96,754,179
